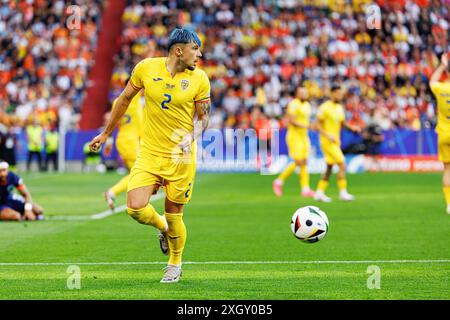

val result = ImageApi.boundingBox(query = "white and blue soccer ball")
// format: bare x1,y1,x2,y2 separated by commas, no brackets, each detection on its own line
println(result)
290,206,329,243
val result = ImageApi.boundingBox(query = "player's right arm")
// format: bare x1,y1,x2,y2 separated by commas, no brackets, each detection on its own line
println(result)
315,119,335,143
430,53,448,87
89,80,140,152
288,113,309,129
315,103,335,143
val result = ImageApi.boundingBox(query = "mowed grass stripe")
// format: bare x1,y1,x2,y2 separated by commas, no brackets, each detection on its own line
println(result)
1,259,449,266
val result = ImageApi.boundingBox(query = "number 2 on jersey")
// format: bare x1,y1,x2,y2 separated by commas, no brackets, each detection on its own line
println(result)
161,94,171,110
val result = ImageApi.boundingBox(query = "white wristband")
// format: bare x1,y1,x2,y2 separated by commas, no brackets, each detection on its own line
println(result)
25,203,32,211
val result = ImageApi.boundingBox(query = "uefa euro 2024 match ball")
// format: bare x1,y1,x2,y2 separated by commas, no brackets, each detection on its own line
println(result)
290,206,329,243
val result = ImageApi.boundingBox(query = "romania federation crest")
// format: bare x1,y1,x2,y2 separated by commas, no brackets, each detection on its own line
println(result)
181,79,189,91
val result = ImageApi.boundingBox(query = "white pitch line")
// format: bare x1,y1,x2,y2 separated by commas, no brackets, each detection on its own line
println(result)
46,192,165,221
0,259,449,267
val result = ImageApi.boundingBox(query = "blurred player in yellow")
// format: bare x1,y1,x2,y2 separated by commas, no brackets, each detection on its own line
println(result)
273,86,315,198
430,52,450,214
89,28,210,283
314,85,361,202
103,89,144,210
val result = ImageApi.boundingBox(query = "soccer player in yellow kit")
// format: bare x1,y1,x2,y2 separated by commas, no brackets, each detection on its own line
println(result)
103,90,144,210
89,28,211,283
273,87,315,198
314,85,361,202
430,52,450,214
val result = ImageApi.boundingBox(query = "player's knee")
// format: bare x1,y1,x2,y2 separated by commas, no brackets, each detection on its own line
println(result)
2,212,21,221
126,206,140,220
126,195,146,210
126,206,148,224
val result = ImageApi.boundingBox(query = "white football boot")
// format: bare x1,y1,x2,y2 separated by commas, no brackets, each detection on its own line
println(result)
339,191,355,201
314,191,332,203
160,264,182,283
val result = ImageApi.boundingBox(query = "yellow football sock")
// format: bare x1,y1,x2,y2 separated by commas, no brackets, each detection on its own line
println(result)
299,165,310,190
337,178,347,191
278,162,296,182
317,179,329,192
110,175,131,197
165,212,187,266
444,186,450,205
127,204,167,232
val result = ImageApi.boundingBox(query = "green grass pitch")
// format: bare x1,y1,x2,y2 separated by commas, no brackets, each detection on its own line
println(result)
0,171,449,299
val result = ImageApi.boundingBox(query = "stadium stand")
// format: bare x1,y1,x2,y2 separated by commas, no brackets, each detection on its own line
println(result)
0,0,449,167
0,0,103,131
110,0,448,132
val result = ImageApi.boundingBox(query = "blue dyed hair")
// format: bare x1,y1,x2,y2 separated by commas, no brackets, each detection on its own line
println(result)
168,28,202,51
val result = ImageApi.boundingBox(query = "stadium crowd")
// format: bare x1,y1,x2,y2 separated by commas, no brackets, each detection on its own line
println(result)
111,0,449,134
0,0,449,143
0,0,103,132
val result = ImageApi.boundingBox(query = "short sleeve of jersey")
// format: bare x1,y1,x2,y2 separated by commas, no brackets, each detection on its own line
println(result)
194,72,211,102
305,102,312,110
129,59,147,90
317,103,327,121
430,82,446,95
340,105,346,122
287,101,297,116
10,172,23,187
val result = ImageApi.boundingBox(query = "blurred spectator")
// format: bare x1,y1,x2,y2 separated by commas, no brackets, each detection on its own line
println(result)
0,126,18,169
82,141,101,172
26,118,44,172
45,126,59,172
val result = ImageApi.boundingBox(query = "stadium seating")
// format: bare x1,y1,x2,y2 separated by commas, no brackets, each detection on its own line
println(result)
0,0,103,130
111,0,448,132
1,0,448,133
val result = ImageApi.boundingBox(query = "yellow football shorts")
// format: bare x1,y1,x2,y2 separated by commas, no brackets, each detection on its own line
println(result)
320,142,345,165
438,132,450,163
127,153,196,204
286,135,310,161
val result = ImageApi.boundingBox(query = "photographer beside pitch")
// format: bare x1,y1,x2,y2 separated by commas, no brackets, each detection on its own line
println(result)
430,52,450,214
0,161,44,221
88,28,210,283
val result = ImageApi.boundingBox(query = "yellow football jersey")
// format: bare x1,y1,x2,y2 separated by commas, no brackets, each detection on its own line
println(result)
130,57,210,158
317,100,345,145
430,82,450,135
112,90,144,145
286,98,311,138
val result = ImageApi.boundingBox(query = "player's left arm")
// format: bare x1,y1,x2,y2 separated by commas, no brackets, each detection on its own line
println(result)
430,52,448,86
17,183,32,205
178,99,210,152
17,183,34,219
179,72,211,152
